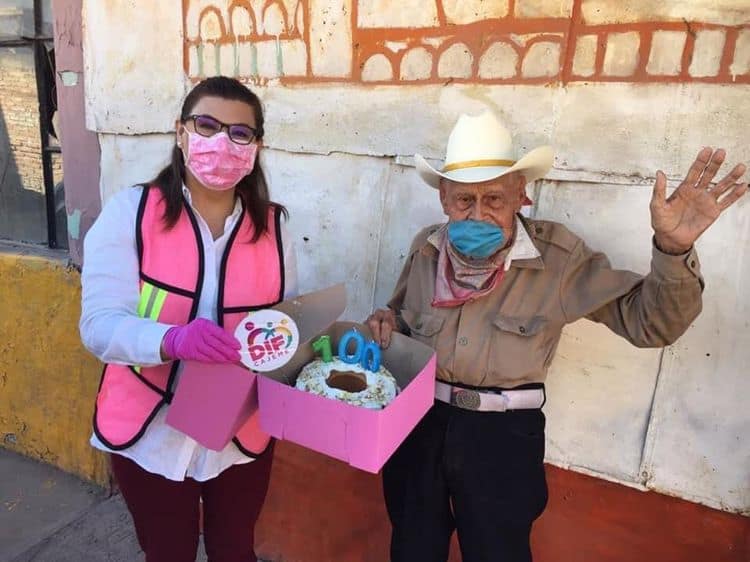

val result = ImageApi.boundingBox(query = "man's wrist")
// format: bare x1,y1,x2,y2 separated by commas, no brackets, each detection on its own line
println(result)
389,307,409,335
653,235,691,256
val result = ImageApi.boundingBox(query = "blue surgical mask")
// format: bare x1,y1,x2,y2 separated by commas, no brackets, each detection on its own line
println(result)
447,220,506,259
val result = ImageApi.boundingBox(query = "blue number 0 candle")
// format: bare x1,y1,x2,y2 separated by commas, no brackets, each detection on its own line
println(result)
361,341,382,372
338,329,365,364
338,329,383,372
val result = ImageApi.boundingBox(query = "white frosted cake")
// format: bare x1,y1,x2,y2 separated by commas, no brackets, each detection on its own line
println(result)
295,356,398,409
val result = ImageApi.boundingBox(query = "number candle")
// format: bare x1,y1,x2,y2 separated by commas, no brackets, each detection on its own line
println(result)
338,329,365,364
361,341,382,372
312,335,333,363
337,329,382,372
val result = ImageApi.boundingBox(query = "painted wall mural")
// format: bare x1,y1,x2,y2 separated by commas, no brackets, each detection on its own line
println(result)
184,0,750,85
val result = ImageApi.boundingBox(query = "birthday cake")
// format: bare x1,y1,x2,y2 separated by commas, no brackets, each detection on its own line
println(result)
295,357,399,409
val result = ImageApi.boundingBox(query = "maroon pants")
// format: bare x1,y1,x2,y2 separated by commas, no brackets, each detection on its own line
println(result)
111,445,274,562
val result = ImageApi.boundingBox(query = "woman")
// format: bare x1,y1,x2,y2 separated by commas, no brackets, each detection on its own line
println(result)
80,76,297,561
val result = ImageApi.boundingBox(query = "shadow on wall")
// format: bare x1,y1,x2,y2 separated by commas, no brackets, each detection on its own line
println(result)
0,101,48,244
0,46,67,248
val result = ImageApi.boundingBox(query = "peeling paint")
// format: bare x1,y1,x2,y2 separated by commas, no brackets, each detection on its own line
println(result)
59,70,79,86
232,40,239,76
66,209,81,239
275,35,284,76
197,42,205,76
250,42,259,77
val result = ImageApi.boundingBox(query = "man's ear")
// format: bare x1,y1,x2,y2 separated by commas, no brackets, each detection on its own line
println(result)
438,179,449,213
516,174,528,208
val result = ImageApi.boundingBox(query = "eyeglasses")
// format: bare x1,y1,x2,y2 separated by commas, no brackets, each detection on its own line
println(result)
183,114,258,145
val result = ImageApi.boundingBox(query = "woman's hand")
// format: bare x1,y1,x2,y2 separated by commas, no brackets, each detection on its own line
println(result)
161,318,241,363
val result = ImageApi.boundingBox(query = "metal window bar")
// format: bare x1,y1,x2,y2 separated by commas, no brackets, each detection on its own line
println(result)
0,0,61,249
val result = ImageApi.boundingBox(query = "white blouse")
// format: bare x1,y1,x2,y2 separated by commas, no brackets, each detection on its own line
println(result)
80,185,298,481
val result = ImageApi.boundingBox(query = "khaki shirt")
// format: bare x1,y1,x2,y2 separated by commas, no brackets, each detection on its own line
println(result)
387,217,704,388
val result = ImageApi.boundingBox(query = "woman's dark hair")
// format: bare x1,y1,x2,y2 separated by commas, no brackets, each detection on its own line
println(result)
149,76,286,241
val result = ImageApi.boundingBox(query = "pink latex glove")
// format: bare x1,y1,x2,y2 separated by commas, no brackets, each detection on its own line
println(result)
162,318,241,363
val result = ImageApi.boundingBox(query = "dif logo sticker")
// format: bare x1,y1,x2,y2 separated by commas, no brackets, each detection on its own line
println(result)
235,309,299,372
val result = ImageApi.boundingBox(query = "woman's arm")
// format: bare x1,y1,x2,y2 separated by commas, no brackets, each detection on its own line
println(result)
79,188,174,366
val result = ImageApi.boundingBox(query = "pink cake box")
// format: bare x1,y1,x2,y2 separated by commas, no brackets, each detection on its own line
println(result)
258,321,437,473
165,285,348,451
165,361,259,451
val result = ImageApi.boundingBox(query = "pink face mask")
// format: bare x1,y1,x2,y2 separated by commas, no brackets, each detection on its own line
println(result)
184,131,258,191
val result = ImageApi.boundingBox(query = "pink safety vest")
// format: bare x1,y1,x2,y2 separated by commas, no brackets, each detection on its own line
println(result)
93,185,284,457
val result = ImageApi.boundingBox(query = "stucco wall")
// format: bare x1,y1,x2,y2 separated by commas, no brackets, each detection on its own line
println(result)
0,244,110,486
80,0,749,513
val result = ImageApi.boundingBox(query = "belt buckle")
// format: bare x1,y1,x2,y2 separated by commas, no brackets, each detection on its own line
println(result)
451,389,481,410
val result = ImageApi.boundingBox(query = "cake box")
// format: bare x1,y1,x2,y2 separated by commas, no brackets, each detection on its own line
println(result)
164,361,260,451
165,284,347,451
258,321,437,473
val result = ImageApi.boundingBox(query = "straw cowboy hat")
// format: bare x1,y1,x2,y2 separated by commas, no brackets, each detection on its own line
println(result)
415,111,554,188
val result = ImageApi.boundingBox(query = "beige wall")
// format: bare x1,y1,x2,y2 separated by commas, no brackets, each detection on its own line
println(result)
82,0,750,513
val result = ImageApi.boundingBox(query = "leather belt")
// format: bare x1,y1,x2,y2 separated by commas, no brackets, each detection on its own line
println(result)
434,380,545,412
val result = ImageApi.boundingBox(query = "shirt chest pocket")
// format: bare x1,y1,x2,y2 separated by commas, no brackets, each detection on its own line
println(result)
489,314,550,377
401,308,445,342
492,315,547,338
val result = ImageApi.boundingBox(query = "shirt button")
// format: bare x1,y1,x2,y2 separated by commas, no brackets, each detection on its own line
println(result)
519,326,527,334
690,260,696,268
458,337,468,346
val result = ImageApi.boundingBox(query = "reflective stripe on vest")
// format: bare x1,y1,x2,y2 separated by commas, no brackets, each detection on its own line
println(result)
94,185,283,456
131,282,169,375
138,282,168,321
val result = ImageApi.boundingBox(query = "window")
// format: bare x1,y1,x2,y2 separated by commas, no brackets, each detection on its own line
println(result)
0,0,65,249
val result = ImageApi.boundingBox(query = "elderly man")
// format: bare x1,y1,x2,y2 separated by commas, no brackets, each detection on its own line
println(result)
366,111,747,562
